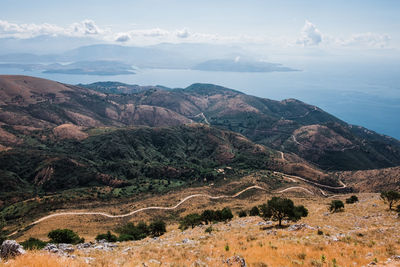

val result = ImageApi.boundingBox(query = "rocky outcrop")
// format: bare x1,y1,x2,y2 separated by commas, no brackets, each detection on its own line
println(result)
0,240,26,260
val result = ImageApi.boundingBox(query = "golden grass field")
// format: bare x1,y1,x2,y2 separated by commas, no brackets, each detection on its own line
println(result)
2,175,400,266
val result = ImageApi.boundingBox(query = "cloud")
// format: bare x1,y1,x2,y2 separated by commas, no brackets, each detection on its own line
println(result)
71,19,101,35
0,19,102,39
340,32,391,48
297,20,322,46
176,28,190,38
115,33,130,42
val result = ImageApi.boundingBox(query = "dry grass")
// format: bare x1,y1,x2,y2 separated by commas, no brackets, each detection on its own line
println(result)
3,191,400,266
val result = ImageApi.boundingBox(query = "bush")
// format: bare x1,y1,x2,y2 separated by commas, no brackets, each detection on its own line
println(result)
221,207,233,221
95,231,117,242
148,220,166,237
179,213,203,230
249,206,260,216
205,226,213,234
238,210,247,217
21,237,47,250
329,200,344,213
317,230,324,235
48,229,84,244
115,222,148,241
346,195,359,204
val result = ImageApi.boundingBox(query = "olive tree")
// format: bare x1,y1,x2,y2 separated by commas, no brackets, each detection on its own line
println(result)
381,191,400,210
259,197,308,227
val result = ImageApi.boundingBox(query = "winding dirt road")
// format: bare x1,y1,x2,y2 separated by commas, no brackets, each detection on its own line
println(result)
9,175,348,236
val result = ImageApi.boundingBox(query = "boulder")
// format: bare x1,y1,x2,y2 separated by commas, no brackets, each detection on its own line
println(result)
224,255,247,267
0,240,26,260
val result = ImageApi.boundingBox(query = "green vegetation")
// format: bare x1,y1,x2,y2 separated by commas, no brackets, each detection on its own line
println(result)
148,220,167,237
0,124,271,220
95,231,118,242
380,191,400,210
329,200,345,213
21,237,47,250
259,197,308,226
249,206,260,216
115,220,166,241
345,195,359,204
0,215,5,244
179,207,234,230
238,210,247,217
48,229,84,244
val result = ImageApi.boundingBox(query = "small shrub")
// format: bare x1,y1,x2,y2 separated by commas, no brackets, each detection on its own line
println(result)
238,210,247,217
21,237,47,250
205,226,213,234
298,253,307,260
329,200,344,213
48,229,84,244
95,231,117,242
346,195,359,204
225,244,230,251
317,230,324,235
249,206,260,216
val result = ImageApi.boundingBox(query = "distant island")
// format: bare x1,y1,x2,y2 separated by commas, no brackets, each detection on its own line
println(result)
192,58,298,72
0,60,135,76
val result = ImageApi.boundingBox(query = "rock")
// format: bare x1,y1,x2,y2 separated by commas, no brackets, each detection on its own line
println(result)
224,255,247,267
257,221,272,226
148,259,161,264
392,255,400,261
0,240,26,260
288,224,313,231
192,259,207,266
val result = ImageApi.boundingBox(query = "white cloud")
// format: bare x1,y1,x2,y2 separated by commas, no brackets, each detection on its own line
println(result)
339,32,391,48
176,28,190,38
0,19,103,39
115,33,130,42
70,19,101,35
296,20,322,46
0,19,393,50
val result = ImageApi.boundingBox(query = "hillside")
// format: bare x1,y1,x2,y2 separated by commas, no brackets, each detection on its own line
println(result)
1,76,400,189
99,83,400,171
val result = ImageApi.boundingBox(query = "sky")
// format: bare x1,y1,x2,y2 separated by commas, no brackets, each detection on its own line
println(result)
0,0,399,49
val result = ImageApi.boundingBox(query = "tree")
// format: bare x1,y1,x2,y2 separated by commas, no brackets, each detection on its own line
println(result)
95,231,118,242
201,210,215,225
249,206,260,216
346,195,359,204
115,222,148,241
329,200,344,213
48,229,84,244
238,210,247,217
381,191,400,210
221,207,233,222
259,197,308,227
148,220,166,237
179,213,203,230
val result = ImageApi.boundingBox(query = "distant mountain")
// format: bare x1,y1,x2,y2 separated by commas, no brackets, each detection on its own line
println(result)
0,43,295,72
193,59,297,72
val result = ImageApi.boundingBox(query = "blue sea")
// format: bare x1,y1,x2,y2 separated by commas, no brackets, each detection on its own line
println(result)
1,61,399,139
